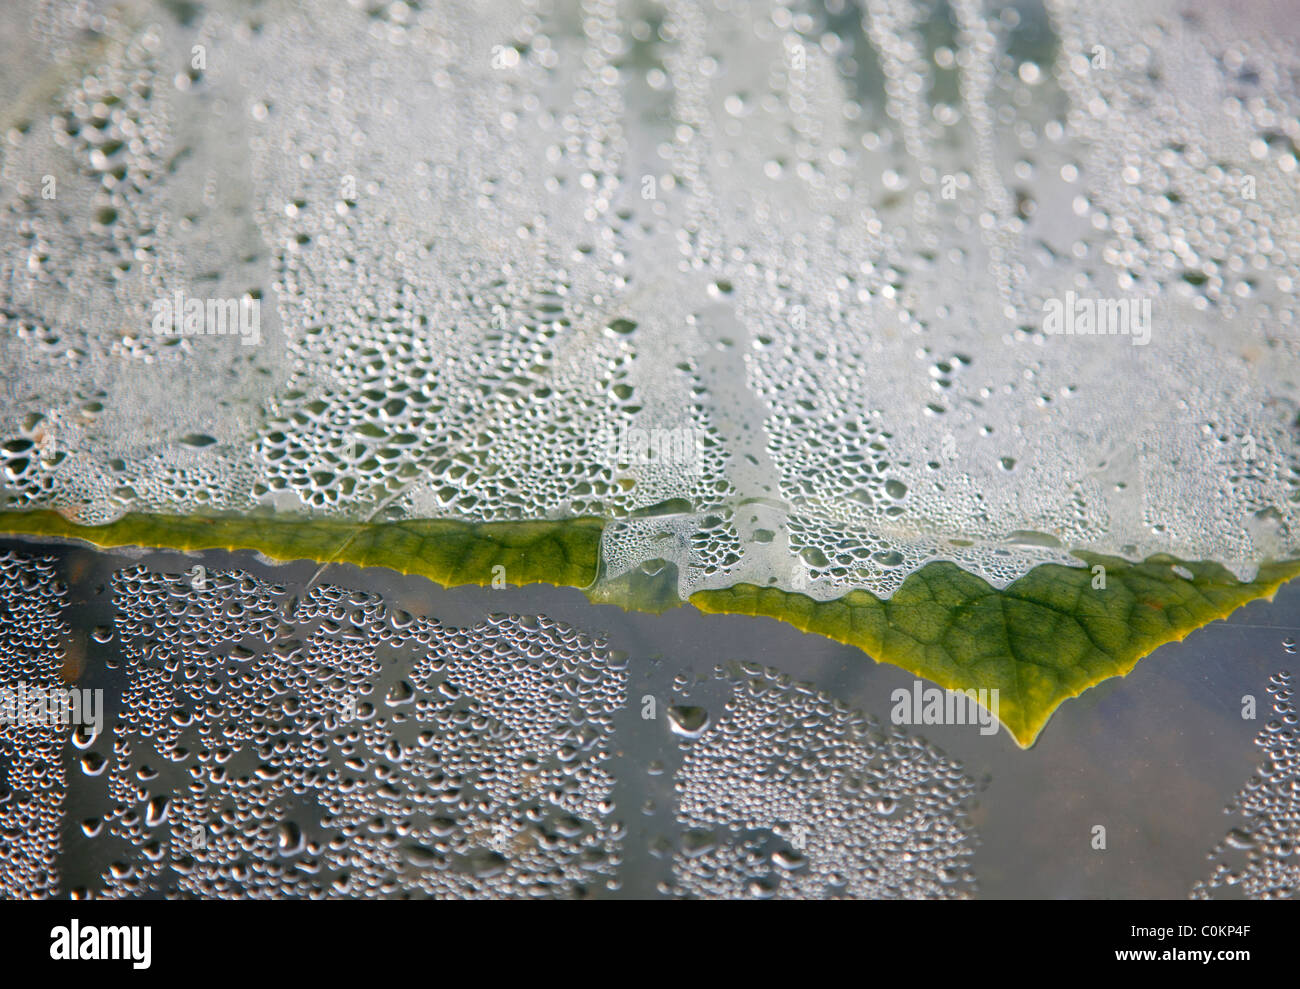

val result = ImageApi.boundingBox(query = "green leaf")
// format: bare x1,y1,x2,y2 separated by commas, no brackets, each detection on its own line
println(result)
2,509,1297,748
0,510,603,591
692,555,1300,747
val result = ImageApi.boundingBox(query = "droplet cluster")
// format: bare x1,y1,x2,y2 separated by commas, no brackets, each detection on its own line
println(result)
0,550,69,898
667,662,977,899
1193,671,1300,899
2,0,1298,602
75,566,626,898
